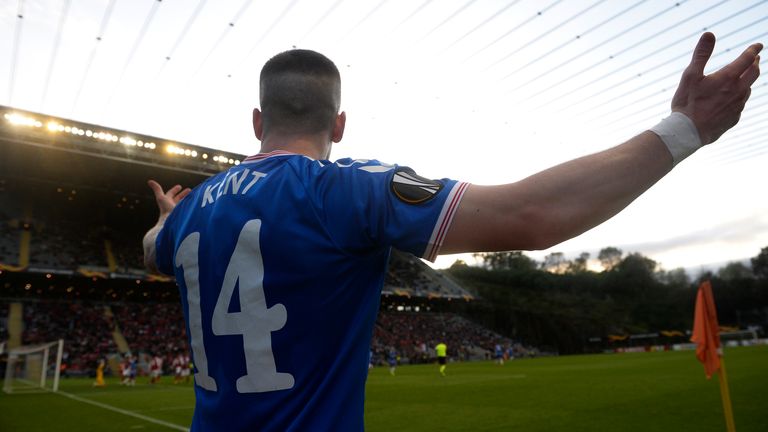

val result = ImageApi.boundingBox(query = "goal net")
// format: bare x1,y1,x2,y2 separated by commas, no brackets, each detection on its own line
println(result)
720,329,759,347
2,339,64,394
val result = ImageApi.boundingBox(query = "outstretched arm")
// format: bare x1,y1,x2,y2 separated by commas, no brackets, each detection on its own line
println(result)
441,33,762,254
142,180,191,273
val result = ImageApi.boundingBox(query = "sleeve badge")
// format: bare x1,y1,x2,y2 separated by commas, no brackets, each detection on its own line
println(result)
390,167,443,204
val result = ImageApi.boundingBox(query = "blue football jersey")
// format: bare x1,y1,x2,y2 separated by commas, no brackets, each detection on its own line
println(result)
155,150,468,431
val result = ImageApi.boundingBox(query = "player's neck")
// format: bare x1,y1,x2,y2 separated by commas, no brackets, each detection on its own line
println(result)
259,134,332,160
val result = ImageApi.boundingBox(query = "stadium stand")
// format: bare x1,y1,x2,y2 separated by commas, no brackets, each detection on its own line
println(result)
19,301,116,376
0,302,8,342
0,105,533,377
110,303,188,364
1,296,530,375
371,311,534,364
385,250,474,299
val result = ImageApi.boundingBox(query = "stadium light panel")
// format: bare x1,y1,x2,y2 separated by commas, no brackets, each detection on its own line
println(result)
202,153,208,159
4,112,41,127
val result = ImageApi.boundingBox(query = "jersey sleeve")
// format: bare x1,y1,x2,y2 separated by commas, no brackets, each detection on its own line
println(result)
310,159,468,261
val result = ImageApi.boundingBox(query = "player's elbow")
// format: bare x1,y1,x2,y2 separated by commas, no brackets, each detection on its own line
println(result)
143,253,157,273
142,232,159,273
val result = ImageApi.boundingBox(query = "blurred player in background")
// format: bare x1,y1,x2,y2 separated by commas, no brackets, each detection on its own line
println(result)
93,358,106,387
172,352,185,384
387,348,397,376
144,34,761,430
183,354,192,384
120,356,131,386
149,352,163,384
436,342,448,376
495,343,504,366
128,355,137,386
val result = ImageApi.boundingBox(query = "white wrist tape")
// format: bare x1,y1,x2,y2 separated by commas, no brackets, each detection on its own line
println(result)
649,112,702,166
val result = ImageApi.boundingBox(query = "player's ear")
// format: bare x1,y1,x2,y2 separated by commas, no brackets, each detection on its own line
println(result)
332,111,346,143
253,108,264,140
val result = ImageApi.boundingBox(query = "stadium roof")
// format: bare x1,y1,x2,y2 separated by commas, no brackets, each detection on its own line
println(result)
1,104,243,178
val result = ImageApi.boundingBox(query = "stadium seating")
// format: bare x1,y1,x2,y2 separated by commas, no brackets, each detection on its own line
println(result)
372,311,517,364
0,298,536,375
384,250,474,299
19,301,116,375
0,127,527,376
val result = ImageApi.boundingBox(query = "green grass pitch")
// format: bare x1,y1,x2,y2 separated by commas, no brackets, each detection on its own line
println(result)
1,346,766,431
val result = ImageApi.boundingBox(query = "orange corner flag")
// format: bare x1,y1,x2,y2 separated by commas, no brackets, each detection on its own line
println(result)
691,280,721,379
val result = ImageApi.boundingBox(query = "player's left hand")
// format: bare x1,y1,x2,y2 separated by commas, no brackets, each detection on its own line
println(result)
148,180,191,222
671,32,762,145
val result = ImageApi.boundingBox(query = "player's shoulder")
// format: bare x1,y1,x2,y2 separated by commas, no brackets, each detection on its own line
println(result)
328,157,396,172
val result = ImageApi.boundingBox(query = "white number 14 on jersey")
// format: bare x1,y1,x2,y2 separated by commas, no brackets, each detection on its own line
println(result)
175,219,295,393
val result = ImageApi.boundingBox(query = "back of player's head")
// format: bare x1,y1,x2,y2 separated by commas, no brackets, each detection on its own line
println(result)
260,49,341,137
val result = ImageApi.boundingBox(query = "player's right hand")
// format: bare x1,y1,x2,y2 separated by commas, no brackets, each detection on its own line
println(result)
670,32,762,145
148,180,191,222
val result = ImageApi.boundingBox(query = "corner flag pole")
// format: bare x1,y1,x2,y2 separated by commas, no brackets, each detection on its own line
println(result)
691,280,736,432
717,356,736,432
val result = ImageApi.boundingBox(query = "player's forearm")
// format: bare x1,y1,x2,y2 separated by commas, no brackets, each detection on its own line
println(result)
512,131,673,249
442,131,673,253
142,220,165,273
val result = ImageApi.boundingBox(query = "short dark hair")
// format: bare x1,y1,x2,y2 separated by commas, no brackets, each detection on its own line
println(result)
259,49,341,136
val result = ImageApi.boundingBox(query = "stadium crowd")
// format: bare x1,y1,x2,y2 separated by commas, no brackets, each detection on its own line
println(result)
19,301,116,375
371,311,532,364
0,185,151,273
0,184,524,376
0,298,529,376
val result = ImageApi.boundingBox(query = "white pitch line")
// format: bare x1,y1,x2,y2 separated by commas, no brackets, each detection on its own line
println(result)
140,405,196,413
56,390,189,431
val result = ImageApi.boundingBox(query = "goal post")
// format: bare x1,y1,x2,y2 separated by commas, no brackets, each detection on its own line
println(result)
720,329,759,347
2,339,64,394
